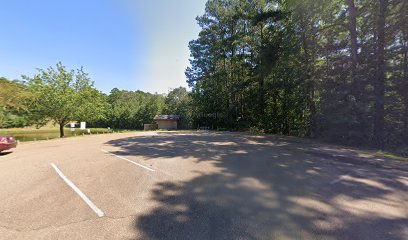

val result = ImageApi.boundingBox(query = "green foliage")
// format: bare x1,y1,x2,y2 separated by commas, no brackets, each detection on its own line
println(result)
0,112,31,128
186,0,408,150
249,126,265,134
186,0,308,131
1,71,192,132
105,88,164,129
23,62,107,137
162,87,193,128
0,77,31,108
0,77,33,128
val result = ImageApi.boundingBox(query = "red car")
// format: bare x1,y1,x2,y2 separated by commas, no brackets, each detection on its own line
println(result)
0,136,17,152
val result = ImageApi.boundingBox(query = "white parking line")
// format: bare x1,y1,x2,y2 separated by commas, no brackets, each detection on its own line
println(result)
101,149,155,172
51,163,105,217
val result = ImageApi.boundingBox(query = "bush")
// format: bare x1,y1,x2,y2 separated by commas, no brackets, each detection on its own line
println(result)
249,126,265,134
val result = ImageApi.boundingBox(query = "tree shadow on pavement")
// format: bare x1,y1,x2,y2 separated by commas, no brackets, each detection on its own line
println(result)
106,132,408,240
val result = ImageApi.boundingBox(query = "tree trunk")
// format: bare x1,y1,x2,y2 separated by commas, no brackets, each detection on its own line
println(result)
300,15,316,138
373,0,387,149
59,123,65,138
346,0,359,96
402,0,408,141
403,36,408,140
259,23,266,126
346,0,368,142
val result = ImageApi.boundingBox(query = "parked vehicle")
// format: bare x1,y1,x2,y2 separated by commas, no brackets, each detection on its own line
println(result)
0,136,17,152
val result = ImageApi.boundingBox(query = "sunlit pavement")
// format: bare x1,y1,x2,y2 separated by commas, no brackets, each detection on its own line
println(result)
0,131,407,239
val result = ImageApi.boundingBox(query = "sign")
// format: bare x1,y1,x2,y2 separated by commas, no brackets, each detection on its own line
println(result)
80,122,86,130
70,122,75,132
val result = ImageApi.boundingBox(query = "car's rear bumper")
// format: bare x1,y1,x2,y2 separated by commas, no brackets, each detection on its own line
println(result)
0,142,17,152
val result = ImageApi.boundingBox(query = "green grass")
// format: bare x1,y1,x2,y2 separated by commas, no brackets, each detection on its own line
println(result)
375,150,408,162
0,127,133,142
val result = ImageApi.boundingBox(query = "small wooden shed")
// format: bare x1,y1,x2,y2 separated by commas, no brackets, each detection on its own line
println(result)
154,115,180,130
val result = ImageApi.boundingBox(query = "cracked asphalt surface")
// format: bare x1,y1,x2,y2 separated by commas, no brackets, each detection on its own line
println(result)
0,131,407,239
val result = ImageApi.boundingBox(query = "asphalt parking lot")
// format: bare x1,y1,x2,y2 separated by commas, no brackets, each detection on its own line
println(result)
0,131,407,240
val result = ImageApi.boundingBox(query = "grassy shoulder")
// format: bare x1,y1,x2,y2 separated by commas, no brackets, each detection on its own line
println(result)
374,151,408,162
240,130,408,162
0,127,138,142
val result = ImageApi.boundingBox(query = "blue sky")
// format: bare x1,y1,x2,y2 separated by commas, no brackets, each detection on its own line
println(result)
0,0,207,94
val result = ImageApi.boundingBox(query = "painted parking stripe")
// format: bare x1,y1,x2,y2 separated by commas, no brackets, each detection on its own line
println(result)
51,163,105,217
101,149,155,172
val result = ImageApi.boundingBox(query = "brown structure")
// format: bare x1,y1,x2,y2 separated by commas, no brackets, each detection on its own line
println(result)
143,124,157,131
154,115,180,130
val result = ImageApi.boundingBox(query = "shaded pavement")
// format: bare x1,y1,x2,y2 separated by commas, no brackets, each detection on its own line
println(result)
106,132,408,240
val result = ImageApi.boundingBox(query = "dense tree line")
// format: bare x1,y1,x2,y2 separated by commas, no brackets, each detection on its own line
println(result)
0,77,32,128
186,0,407,151
105,87,192,129
105,88,165,129
161,87,193,128
0,65,193,135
